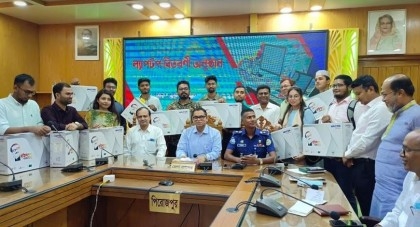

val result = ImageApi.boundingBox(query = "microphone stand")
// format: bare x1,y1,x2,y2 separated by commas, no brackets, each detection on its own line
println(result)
0,161,22,191
49,123,83,172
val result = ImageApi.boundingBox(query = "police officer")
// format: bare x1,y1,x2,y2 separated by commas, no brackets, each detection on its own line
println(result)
224,109,277,165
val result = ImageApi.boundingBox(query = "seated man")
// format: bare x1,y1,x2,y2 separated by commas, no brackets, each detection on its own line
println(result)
176,107,221,163
0,74,51,136
376,129,420,227
224,109,276,165
125,107,166,158
41,82,88,130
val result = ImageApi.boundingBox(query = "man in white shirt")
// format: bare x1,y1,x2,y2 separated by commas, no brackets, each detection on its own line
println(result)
126,107,166,157
321,74,359,213
343,75,392,216
377,129,420,227
250,85,281,129
0,74,50,136
137,78,162,112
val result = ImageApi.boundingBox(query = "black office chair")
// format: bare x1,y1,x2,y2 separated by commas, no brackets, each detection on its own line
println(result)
359,216,381,227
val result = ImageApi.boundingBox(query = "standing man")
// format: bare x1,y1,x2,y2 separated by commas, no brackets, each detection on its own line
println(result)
370,74,420,219
199,75,225,103
250,85,281,127
321,74,358,213
342,75,392,216
103,78,126,131
137,78,162,111
0,74,51,136
224,109,276,165
314,70,331,94
221,85,251,157
279,78,295,123
41,82,88,130
377,129,420,227
176,108,221,163
166,80,201,157
126,107,166,158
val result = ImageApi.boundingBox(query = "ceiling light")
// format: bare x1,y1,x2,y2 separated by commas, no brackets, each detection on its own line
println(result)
280,7,292,14
13,1,27,7
278,0,293,14
310,5,322,11
150,15,160,20
132,4,144,10
159,2,171,8
309,0,325,11
174,14,184,19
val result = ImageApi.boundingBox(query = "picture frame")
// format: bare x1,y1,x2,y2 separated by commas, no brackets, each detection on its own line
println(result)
75,25,99,60
367,9,406,55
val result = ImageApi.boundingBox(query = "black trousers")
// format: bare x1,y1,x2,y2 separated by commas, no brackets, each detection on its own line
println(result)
352,158,375,216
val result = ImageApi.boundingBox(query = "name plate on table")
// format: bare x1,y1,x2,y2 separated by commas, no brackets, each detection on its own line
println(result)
170,162,196,172
149,192,180,214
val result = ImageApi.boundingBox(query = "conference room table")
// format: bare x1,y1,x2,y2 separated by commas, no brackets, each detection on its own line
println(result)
0,155,358,227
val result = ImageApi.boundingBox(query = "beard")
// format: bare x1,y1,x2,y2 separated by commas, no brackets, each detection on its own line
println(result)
207,88,215,93
179,93,189,100
334,93,347,101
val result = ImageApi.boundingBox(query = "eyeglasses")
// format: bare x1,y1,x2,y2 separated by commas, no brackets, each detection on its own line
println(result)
105,85,116,90
18,86,36,96
192,115,206,120
331,83,345,88
401,145,420,157
288,95,301,99
258,92,269,96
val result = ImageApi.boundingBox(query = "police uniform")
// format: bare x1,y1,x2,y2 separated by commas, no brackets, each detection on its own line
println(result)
226,128,275,158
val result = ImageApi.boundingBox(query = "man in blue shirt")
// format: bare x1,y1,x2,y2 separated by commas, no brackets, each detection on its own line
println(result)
224,109,276,165
176,107,221,163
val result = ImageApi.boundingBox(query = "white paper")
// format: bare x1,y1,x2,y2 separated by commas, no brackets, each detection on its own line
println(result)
287,168,308,175
305,188,325,204
288,201,314,217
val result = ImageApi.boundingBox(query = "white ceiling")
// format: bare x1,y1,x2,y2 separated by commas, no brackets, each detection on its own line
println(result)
0,0,419,24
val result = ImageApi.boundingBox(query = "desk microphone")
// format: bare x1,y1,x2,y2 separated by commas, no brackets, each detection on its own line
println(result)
266,166,319,190
48,121,83,172
193,153,212,170
95,147,118,166
0,161,22,192
258,188,340,220
257,166,281,188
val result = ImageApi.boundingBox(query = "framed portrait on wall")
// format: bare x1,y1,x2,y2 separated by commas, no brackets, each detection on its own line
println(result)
75,25,99,60
367,9,406,55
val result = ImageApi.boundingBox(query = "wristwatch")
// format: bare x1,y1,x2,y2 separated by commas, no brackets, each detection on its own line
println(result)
74,121,82,129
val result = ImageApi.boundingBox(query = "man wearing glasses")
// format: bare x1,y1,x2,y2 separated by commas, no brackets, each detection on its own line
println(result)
0,74,50,136
176,107,221,163
250,85,281,130
371,74,420,219
376,129,420,227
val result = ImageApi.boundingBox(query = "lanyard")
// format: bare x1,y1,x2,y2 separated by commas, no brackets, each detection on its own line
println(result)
382,100,417,139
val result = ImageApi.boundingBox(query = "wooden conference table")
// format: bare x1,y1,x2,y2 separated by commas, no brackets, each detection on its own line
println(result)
0,156,358,227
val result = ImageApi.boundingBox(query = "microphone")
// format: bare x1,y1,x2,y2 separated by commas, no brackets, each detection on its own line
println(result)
265,166,320,190
257,166,282,188
95,147,118,166
0,161,22,192
48,121,83,172
193,153,212,170
258,188,341,220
